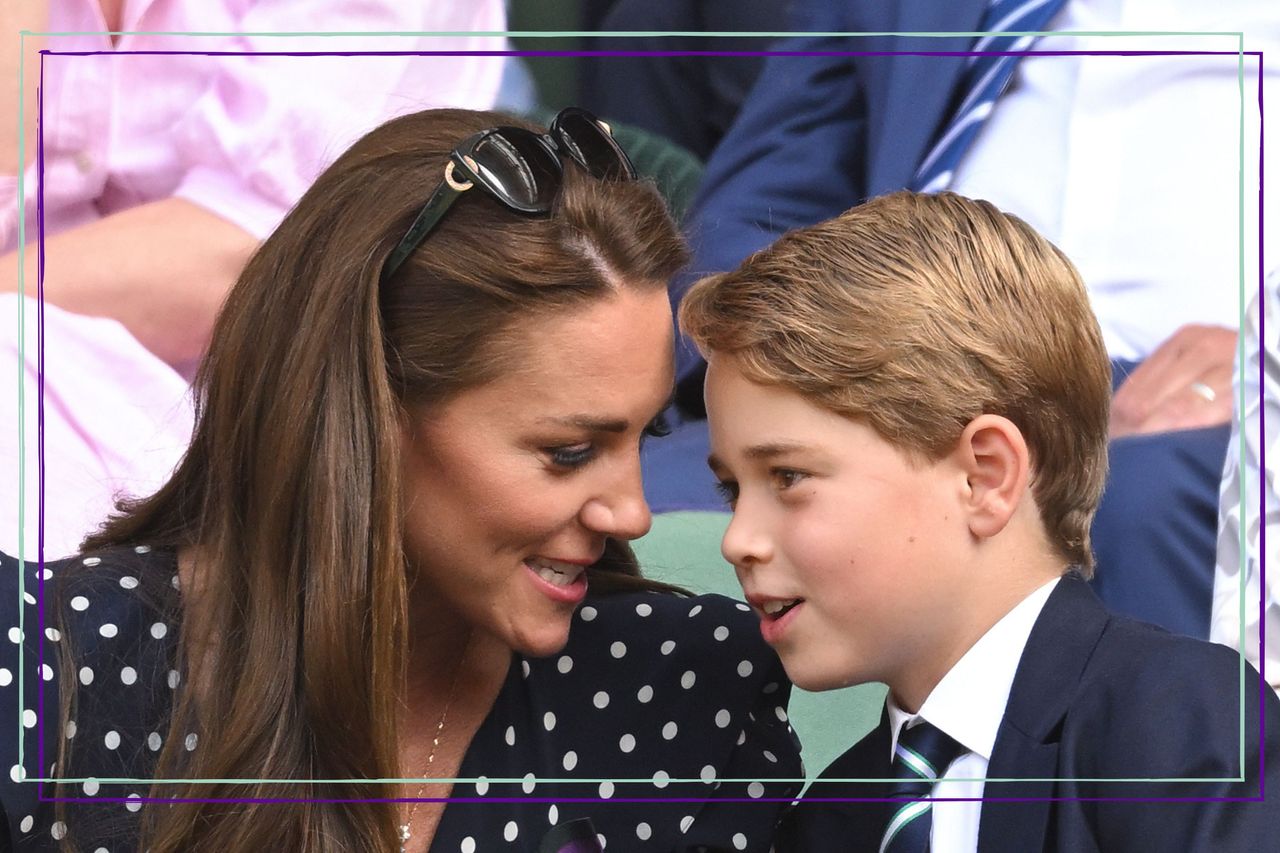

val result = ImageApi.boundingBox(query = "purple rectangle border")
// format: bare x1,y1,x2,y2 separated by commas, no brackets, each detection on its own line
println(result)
23,43,1268,807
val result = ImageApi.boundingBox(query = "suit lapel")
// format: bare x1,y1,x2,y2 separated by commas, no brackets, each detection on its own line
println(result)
977,578,1111,852
863,0,989,195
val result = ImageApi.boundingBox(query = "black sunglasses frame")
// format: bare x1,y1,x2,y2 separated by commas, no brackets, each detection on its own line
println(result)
381,107,637,282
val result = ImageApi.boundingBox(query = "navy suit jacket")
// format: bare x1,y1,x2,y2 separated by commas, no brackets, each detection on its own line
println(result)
675,0,998,395
777,577,1280,852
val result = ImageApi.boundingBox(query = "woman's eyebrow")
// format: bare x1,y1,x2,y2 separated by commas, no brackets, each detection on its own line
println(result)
539,414,629,433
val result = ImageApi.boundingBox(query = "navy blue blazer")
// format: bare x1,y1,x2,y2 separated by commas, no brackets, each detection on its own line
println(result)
777,577,1280,852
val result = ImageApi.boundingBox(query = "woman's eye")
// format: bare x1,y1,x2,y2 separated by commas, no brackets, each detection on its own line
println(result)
547,444,595,469
713,480,739,507
643,412,672,439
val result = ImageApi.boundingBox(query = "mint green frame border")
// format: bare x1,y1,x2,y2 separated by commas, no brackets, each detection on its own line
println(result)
10,24,1249,783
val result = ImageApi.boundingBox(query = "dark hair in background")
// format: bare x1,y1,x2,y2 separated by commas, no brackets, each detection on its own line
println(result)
58,108,689,851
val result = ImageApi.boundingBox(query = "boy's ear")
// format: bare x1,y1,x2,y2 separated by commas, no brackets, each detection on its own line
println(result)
955,414,1031,540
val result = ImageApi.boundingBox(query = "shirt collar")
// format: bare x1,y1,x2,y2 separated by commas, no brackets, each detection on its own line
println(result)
886,576,1060,763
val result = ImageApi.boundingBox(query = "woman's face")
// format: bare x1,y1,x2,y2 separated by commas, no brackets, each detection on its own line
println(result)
399,286,674,658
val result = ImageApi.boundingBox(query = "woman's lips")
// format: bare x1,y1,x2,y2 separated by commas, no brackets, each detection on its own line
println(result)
524,557,590,604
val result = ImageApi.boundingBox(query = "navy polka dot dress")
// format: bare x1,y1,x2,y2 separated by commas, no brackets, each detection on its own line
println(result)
0,548,803,851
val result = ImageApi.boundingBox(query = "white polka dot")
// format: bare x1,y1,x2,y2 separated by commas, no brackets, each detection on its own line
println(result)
40,664,52,681
171,574,180,590
562,750,578,771
65,720,77,738
167,670,181,689
50,821,67,840
680,815,695,833
636,822,652,840
70,595,90,611
461,839,476,853
147,732,162,751
599,780,614,798
763,749,778,763
543,711,556,731
121,666,138,685
44,627,60,642
637,684,653,703
22,592,35,606
597,834,607,849
185,733,199,751
9,764,25,782
104,730,120,750
652,770,670,788
713,625,730,641
0,668,11,687
99,623,118,638
521,660,531,678
610,641,627,659
474,777,489,796
619,733,636,753
715,709,732,728
126,793,142,812
82,556,102,567
737,660,753,677
579,606,598,622
556,655,573,674
134,544,152,554
8,627,22,644
522,772,536,793
763,681,780,694
504,820,519,841
701,764,717,783
504,725,516,746
19,814,33,832
688,604,702,617
636,602,652,617
736,729,747,746
736,602,751,612
22,709,35,728
83,778,99,795
593,691,610,709
748,781,765,798
680,670,696,689
660,640,676,655
774,706,789,722
548,804,558,825
94,847,109,853
79,666,94,685
150,622,168,639
119,576,139,590
733,832,748,850
661,721,678,740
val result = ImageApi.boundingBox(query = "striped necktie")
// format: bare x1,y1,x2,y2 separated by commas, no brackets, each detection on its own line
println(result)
910,0,1068,193
879,721,968,853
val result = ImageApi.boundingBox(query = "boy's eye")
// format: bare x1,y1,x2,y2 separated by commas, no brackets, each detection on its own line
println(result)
771,468,808,490
713,479,739,507
547,443,595,469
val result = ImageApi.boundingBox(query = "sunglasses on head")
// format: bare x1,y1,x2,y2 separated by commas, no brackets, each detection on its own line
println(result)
381,107,638,282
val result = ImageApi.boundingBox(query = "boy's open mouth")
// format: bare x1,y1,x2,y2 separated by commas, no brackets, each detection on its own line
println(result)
761,599,803,620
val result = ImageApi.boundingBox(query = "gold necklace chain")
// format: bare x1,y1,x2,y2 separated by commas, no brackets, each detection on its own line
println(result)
399,632,471,852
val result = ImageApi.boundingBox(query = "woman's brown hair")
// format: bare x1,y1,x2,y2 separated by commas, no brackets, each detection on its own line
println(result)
60,108,688,851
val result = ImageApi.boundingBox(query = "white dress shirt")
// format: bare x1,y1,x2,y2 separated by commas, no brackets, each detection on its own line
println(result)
950,0,1276,361
886,577,1061,853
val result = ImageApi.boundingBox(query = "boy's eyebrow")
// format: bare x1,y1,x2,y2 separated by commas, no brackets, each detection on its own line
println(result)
707,441,814,471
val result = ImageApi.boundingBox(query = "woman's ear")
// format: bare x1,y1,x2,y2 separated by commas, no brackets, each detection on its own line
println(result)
955,414,1031,540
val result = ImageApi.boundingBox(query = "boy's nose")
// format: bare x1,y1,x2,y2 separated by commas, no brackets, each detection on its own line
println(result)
720,509,772,568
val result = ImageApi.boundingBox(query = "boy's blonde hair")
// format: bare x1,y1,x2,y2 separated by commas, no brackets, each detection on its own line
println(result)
680,191,1111,574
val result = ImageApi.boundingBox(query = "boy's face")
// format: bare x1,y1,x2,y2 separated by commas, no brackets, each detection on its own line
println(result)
704,354,973,697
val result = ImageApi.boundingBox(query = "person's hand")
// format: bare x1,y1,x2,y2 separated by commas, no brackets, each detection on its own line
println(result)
1110,323,1236,439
